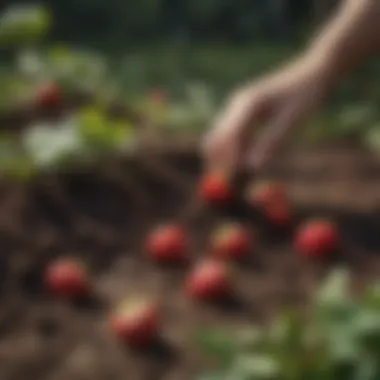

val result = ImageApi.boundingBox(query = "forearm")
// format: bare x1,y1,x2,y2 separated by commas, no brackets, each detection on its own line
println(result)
306,0,380,86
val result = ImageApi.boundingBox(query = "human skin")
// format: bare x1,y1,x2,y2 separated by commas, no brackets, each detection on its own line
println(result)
203,0,380,172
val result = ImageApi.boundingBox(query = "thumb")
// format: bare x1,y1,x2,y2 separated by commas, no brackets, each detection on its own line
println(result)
246,102,301,170
203,92,264,172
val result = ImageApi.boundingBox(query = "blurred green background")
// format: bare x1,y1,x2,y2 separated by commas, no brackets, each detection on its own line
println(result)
0,0,379,148
1,0,374,102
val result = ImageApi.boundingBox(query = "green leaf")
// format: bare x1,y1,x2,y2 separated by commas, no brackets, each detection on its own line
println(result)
327,324,359,363
165,104,193,128
16,49,47,79
108,120,136,151
230,353,280,379
0,4,51,45
0,135,35,179
194,373,230,380
352,358,379,380
269,310,304,350
78,107,135,152
235,327,267,351
195,329,238,366
364,125,380,154
338,104,376,133
352,310,380,353
78,106,109,145
269,311,313,379
48,47,107,90
315,268,356,322
22,117,89,170
185,82,216,122
365,283,380,311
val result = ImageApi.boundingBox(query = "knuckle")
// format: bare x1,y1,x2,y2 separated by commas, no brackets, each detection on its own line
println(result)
230,88,250,105
230,87,262,114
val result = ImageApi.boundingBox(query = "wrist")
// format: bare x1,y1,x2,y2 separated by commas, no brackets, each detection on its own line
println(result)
302,36,349,94
297,47,338,97
304,0,380,90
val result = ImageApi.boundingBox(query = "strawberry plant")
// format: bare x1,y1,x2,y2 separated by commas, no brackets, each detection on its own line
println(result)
0,4,51,46
0,4,138,178
21,107,136,173
195,269,380,380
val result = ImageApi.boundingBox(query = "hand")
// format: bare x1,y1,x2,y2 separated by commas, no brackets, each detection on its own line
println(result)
202,55,332,172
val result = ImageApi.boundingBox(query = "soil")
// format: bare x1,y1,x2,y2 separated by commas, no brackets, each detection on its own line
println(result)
0,142,380,380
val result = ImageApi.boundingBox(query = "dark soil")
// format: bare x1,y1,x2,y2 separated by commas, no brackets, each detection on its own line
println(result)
0,143,380,380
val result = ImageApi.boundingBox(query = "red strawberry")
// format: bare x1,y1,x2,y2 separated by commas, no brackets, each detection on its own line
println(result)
110,297,159,347
246,181,292,226
36,82,62,109
263,201,292,227
186,259,232,301
245,181,288,207
211,222,253,260
295,219,339,257
45,258,89,299
146,224,187,262
199,171,233,205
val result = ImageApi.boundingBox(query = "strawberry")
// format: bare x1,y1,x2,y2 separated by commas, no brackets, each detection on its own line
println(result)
45,258,89,299
245,181,288,207
211,222,253,260
198,171,233,205
146,224,187,262
263,201,292,227
246,181,292,226
36,82,62,109
110,297,159,347
295,219,339,257
185,259,232,301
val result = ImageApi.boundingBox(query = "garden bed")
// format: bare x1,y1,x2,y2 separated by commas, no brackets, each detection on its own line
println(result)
0,143,379,380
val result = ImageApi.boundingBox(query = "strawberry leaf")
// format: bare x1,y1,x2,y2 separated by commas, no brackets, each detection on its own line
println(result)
230,353,280,379
364,284,380,311
315,268,356,322
195,329,238,366
0,4,51,46
194,373,231,380
22,117,89,170
351,310,380,353
364,126,380,154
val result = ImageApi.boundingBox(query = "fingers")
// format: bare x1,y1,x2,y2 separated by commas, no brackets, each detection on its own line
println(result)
202,90,263,172
246,102,301,170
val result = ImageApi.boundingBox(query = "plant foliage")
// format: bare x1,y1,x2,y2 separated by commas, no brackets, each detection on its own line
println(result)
195,269,380,380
